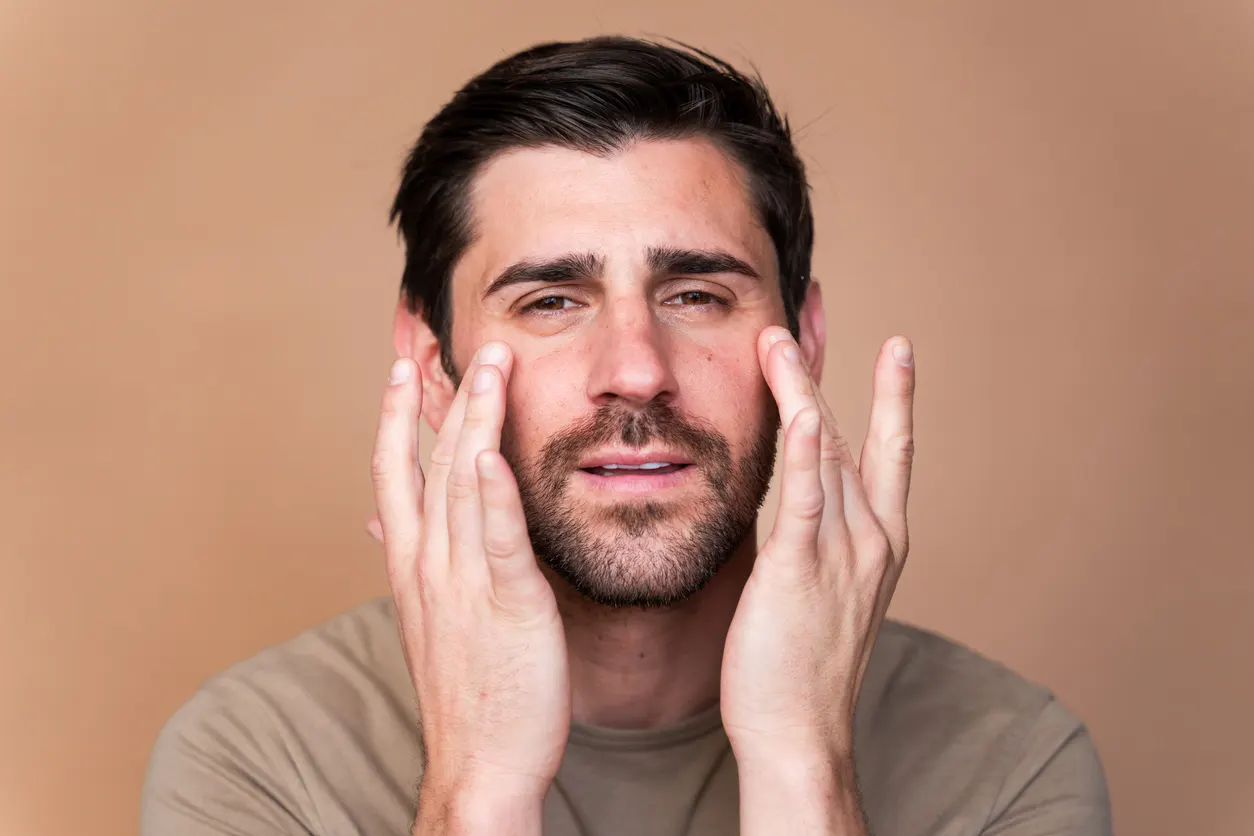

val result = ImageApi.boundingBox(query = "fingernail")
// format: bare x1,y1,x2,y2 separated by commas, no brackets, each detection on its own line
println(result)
472,367,493,393
478,342,507,366
389,359,411,384
892,340,914,367
783,343,800,363
766,329,788,347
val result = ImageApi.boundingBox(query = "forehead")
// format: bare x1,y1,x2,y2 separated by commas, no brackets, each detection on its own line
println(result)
455,138,777,286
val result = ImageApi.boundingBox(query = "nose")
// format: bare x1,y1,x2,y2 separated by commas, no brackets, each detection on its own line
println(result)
585,298,679,408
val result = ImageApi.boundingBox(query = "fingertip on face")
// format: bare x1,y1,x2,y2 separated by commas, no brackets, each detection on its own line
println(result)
465,340,515,389
756,325,797,371
758,325,794,351
476,340,511,367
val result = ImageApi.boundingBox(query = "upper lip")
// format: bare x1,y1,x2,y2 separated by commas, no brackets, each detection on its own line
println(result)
577,450,693,469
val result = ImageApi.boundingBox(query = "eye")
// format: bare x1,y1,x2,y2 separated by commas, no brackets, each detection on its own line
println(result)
524,295,579,312
665,290,727,307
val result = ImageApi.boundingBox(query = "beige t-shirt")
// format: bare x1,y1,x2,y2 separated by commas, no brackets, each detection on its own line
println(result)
141,598,1111,835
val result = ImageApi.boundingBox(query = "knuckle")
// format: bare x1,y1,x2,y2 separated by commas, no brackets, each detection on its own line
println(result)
378,388,412,424
444,466,478,501
857,537,892,579
378,388,402,417
370,448,394,483
428,440,457,470
760,540,823,586
790,488,826,522
482,531,517,561
819,440,844,464
877,430,913,464
463,399,491,425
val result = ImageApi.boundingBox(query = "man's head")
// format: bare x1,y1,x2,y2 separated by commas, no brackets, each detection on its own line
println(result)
390,36,826,608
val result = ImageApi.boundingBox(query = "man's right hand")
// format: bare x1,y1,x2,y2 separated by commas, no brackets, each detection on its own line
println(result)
370,343,570,836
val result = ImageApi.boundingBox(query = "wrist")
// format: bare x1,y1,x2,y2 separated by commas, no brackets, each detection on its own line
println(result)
727,725,854,775
736,750,865,836
736,745,856,790
414,772,547,836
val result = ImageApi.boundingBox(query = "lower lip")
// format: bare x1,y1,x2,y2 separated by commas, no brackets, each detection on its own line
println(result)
573,465,697,495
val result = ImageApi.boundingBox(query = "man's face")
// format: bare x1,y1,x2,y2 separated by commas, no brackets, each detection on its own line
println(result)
444,138,787,608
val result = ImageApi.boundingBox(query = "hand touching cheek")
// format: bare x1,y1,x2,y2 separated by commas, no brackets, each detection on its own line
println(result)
370,344,570,836
721,327,915,835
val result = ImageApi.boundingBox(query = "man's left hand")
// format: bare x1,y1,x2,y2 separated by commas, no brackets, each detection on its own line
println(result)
721,326,916,833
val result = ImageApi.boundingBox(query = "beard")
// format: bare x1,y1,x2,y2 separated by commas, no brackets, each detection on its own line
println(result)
499,399,779,609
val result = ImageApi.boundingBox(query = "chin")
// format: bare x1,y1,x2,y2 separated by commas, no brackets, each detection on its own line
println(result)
530,509,751,609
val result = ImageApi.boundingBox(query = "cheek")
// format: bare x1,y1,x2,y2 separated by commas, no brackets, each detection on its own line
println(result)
682,349,773,440
501,352,586,457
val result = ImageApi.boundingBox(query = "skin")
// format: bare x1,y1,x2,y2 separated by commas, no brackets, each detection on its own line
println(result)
369,137,916,835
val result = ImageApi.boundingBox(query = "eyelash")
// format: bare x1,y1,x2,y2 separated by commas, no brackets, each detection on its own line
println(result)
522,291,729,314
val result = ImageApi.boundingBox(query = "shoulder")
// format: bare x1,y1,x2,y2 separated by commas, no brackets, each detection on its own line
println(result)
142,598,419,835
857,620,1110,834
866,619,1059,724
159,596,410,736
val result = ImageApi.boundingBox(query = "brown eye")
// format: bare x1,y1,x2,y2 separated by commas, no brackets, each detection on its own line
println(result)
528,295,572,311
668,290,724,306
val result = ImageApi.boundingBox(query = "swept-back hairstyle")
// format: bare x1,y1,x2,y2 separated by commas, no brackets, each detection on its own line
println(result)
390,35,813,374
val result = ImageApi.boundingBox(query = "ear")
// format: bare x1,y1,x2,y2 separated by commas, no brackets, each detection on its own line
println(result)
393,298,456,433
796,280,827,381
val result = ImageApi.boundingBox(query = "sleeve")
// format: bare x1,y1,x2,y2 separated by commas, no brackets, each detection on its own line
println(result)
140,680,318,836
981,700,1113,836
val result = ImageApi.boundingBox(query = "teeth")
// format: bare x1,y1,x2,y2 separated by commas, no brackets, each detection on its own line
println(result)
600,462,672,470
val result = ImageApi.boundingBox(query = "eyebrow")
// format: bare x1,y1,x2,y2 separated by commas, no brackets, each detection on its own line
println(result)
481,246,761,299
647,246,761,282
482,252,604,299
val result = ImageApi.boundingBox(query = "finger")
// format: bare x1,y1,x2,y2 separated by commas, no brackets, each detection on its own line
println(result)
447,350,513,575
857,336,915,557
764,407,827,571
757,326,808,431
366,515,383,542
423,342,511,570
757,327,856,470
370,358,426,602
476,450,548,611
802,370,862,540
757,328,858,539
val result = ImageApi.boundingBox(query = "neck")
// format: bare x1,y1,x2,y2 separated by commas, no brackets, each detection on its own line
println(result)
546,529,757,730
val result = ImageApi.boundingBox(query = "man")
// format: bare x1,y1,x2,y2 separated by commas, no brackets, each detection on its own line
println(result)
142,36,1111,836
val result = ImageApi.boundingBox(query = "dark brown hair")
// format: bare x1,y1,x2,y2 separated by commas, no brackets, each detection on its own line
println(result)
390,35,814,375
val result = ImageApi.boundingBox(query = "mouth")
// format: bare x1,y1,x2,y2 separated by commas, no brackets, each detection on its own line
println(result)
573,457,697,495
579,462,691,477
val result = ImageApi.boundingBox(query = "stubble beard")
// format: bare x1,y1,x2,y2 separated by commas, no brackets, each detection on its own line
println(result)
501,400,779,609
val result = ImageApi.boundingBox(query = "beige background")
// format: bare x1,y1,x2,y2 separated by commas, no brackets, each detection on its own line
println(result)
2,1,1252,834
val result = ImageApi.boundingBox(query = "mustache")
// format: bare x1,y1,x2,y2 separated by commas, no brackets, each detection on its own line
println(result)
532,401,733,474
